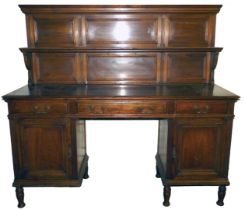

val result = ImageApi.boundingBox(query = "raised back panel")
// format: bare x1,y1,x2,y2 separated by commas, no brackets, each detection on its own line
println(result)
86,53,159,84
166,15,213,47
20,5,222,85
165,52,209,83
33,53,81,84
29,15,79,48
85,15,159,48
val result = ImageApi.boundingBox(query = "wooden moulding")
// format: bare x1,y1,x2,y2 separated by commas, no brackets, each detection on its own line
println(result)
19,5,222,14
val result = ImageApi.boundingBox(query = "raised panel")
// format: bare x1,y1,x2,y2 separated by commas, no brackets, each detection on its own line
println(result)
19,119,71,179
167,15,210,47
85,15,159,47
32,15,78,47
33,53,81,84
173,118,225,180
165,52,208,83
86,53,159,84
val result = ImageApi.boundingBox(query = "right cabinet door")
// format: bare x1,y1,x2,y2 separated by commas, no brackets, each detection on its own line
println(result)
172,118,231,181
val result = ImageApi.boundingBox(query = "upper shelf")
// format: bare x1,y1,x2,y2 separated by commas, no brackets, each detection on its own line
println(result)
19,5,222,14
20,47,223,53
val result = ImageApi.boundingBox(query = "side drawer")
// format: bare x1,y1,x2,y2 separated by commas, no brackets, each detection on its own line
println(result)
77,101,168,115
9,100,69,114
175,100,228,114
175,101,228,114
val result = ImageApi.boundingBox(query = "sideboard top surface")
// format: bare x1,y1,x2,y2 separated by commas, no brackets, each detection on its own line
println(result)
2,84,239,101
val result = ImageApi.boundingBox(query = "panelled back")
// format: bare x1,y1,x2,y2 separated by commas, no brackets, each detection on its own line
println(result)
20,5,222,85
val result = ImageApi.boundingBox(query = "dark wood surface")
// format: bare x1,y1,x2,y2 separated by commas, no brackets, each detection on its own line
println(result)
2,5,239,208
3,84,238,100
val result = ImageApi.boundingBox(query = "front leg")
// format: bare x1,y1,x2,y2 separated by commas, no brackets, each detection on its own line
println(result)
83,165,89,179
163,185,171,207
16,186,25,208
216,186,226,206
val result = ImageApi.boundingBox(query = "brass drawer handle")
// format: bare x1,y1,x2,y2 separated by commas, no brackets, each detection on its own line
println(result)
136,106,155,114
88,105,104,114
202,105,210,114
32,105,50,114
193,105,210,114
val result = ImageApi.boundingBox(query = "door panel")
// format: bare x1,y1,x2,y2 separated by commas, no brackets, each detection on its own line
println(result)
17,118,72,179
172,118,226,180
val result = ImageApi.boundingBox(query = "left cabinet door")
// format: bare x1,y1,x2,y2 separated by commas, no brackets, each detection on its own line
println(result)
11,118,72,180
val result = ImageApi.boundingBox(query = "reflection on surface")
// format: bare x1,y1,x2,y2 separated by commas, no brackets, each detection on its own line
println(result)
113,22,130,41
9,84,237,99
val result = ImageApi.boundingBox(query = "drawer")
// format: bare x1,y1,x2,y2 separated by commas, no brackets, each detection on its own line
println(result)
77,101,168,115
175,101,228,114
9,101,68,114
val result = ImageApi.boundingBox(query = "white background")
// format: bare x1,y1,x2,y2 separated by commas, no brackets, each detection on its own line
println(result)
0,0,244,210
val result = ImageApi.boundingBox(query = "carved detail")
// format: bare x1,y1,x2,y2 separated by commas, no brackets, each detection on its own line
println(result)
16,187,25,208
216,186,226,206
210,51,219,84
163,185,171,207
23,52,33,85
211,51,219,71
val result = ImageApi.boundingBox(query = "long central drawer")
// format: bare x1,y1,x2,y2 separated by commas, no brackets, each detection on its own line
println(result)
77,100,168,115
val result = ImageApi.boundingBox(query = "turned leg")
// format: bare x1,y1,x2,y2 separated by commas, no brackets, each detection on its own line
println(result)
155,165,161,178
216,186,226,206
16,186,25,208
83,165,89,179
163,185,171,207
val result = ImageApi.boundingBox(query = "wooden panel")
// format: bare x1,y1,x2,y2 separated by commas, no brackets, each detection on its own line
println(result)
86,53,159,84
172,118,225,180
165,52,208,83
167,15,211,47
85,15,159,47
18,119,71,179
175,101,228,114
33,53,81,84
31,15,79,47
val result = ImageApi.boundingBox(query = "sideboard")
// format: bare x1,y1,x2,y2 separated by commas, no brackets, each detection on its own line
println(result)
2,5,239,208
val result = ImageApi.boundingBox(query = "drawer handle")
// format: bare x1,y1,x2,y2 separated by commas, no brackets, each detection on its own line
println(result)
88,105,104,114
32,105,50,114
202,105,210,114
136,106,155,114
193,105,210,114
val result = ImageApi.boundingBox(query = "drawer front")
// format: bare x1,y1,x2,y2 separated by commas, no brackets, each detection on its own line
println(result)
77,101,168,115
10,101,68,114
175,101,228,114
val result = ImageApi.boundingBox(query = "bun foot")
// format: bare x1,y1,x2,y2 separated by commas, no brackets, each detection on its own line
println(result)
16,187,25,208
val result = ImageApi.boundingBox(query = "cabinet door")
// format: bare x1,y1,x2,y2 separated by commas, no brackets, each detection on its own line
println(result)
14,118,72,179
171,118,229,180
